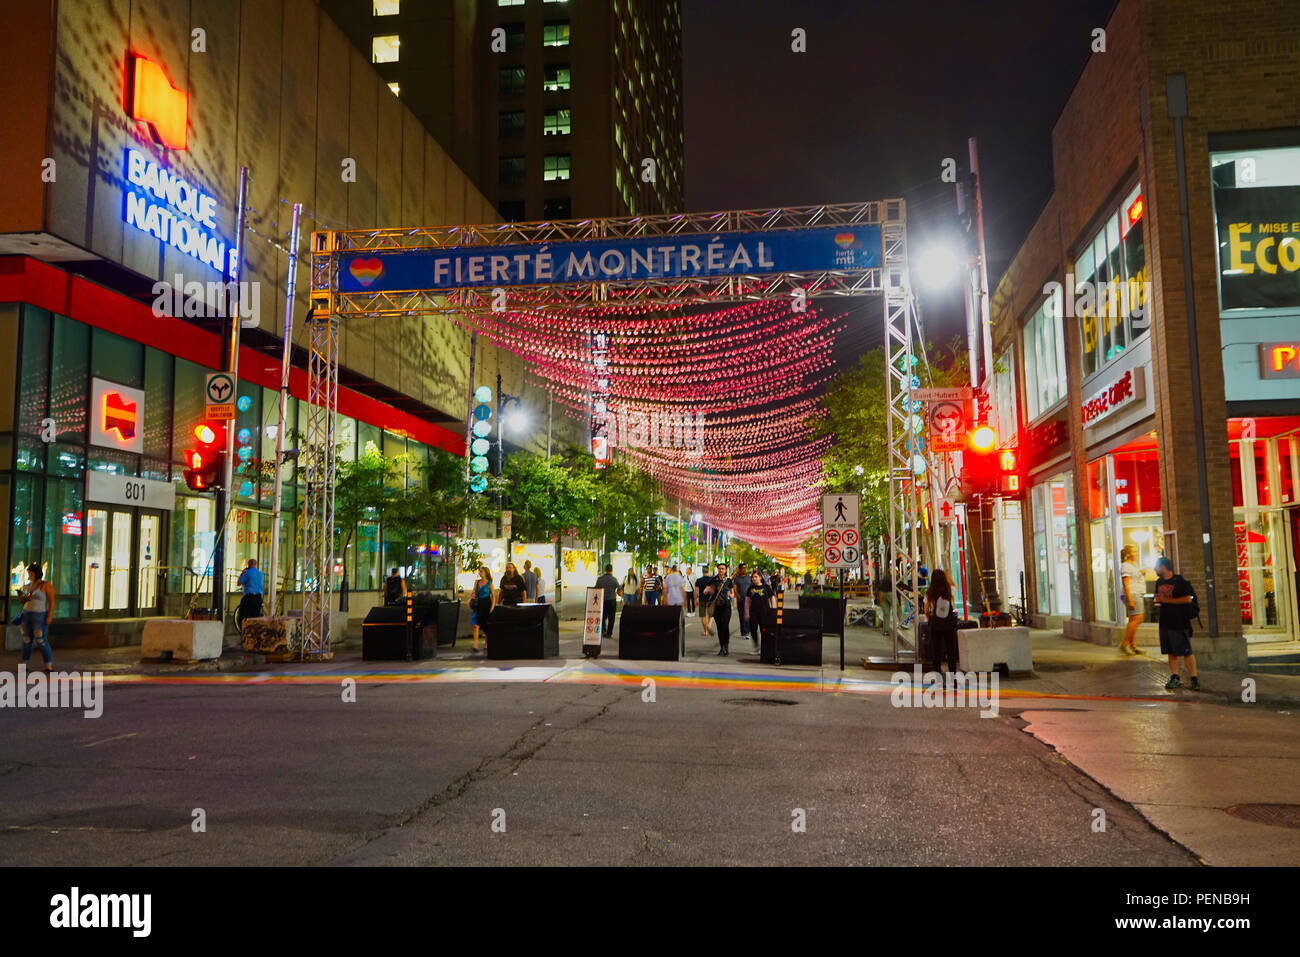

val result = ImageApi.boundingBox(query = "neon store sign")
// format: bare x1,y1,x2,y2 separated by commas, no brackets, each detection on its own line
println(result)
122,148,234,275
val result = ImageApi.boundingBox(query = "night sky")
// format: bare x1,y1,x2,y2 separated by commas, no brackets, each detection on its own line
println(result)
682,0,1118,350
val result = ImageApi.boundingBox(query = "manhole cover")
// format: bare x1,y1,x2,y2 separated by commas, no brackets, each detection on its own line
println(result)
722,697,799,707
1224,804,1300,829
1033,663,1087,674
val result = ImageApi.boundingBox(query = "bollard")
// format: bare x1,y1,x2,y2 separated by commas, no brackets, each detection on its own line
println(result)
405,593,413,661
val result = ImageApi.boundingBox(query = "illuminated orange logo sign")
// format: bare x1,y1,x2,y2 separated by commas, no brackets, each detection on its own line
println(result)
1261,343,1300,379
1126,194,1144,228
101,392,138,442
126,53,188,150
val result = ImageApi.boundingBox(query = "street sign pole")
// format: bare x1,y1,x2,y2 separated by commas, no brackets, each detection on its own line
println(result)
213,165,248,622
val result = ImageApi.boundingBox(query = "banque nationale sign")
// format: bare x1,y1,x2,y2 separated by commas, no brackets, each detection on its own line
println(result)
338,224,882,293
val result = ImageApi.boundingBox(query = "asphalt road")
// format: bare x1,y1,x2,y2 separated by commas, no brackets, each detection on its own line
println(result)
0,673,1201,866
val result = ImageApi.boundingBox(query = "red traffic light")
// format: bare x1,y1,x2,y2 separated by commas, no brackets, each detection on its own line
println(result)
970,425,997,452
182,420,225,492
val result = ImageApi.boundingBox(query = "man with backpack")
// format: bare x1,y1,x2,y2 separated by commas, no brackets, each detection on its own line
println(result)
1152,557,1199,691
383,567,407,606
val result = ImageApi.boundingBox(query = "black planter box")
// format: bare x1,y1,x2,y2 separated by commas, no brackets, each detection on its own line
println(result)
760,607,823,665
486,604,560,659
422,599,460,647
619,605,682,661
799,596,845,635
362,604,440,660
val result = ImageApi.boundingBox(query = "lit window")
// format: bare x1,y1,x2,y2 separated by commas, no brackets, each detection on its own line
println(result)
543,109,570,136
498,66,525,95
543,21,570,46
373,0,399,14
371,35,400,63
543,154,570,181
498,0,524,5
543,63,570,91
387,81,400,96
544,0,568,4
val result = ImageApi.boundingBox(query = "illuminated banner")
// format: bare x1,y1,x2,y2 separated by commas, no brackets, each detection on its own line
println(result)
122,148,234,275
1213,185,1300,311
339,224,882,293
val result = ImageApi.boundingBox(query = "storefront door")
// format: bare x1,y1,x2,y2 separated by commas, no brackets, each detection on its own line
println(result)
82,506,166,617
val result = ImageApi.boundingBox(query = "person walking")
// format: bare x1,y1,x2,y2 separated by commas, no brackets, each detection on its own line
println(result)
712,562,735,655
236,558,264,627
470,566,493,652
17,563,55,674
643,565,662,606
663,565,685,609
522,560,538,603
733,562,752,643
923,569,960,677
1153,557,1199,690
383,566,407,606
683,566,696,616
595,564,620,640
746,570,775,654
697,566,716,636
498,562,526,607
623,567,640,606
1118,545,1147,655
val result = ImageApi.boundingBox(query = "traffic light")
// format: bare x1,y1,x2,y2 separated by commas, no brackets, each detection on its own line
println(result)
997,447,1024,497
959,426,999,499
182,421,226,492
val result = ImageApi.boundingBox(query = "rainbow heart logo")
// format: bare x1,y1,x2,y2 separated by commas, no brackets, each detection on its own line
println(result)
833,232,856,248
348,257,384,287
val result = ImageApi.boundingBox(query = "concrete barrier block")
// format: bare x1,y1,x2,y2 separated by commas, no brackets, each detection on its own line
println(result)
959,626,1033,673
141,619,224,661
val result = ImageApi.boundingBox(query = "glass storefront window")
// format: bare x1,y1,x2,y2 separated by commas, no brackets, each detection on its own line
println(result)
1087,446,1164,623
354,521,381,591
1211,145,1300,313
42,477,83,620
1230,427,1296,635
1023,287,1067,421
1088,458,1115,623
52,314,88,439
1031,471,1078,618
91,328,143,388
143,349,174,461
1076,183,1148,380
17,306,50,437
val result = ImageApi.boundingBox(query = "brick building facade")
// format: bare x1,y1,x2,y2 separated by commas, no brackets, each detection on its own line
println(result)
989,0,1300,666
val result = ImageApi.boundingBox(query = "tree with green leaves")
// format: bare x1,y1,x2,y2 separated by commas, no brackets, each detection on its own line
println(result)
810,338,969,543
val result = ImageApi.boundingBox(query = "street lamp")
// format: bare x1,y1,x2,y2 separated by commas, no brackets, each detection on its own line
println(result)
914,242,964,291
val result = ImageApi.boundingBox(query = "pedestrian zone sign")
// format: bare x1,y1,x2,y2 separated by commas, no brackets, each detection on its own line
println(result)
822,493,861,571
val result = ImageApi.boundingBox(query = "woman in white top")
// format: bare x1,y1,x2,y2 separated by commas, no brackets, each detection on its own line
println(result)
683,566,696,616
1119,544,1146,655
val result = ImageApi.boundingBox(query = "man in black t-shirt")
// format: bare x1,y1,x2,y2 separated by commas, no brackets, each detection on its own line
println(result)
711,562,735,655
1153,557,1199,691
594,564,621,640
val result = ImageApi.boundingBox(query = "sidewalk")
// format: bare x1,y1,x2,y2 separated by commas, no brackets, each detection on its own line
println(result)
5,613,1299,706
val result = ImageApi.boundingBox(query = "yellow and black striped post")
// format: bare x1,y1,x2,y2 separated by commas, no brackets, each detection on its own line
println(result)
405,592,414,661
774,588,784,665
